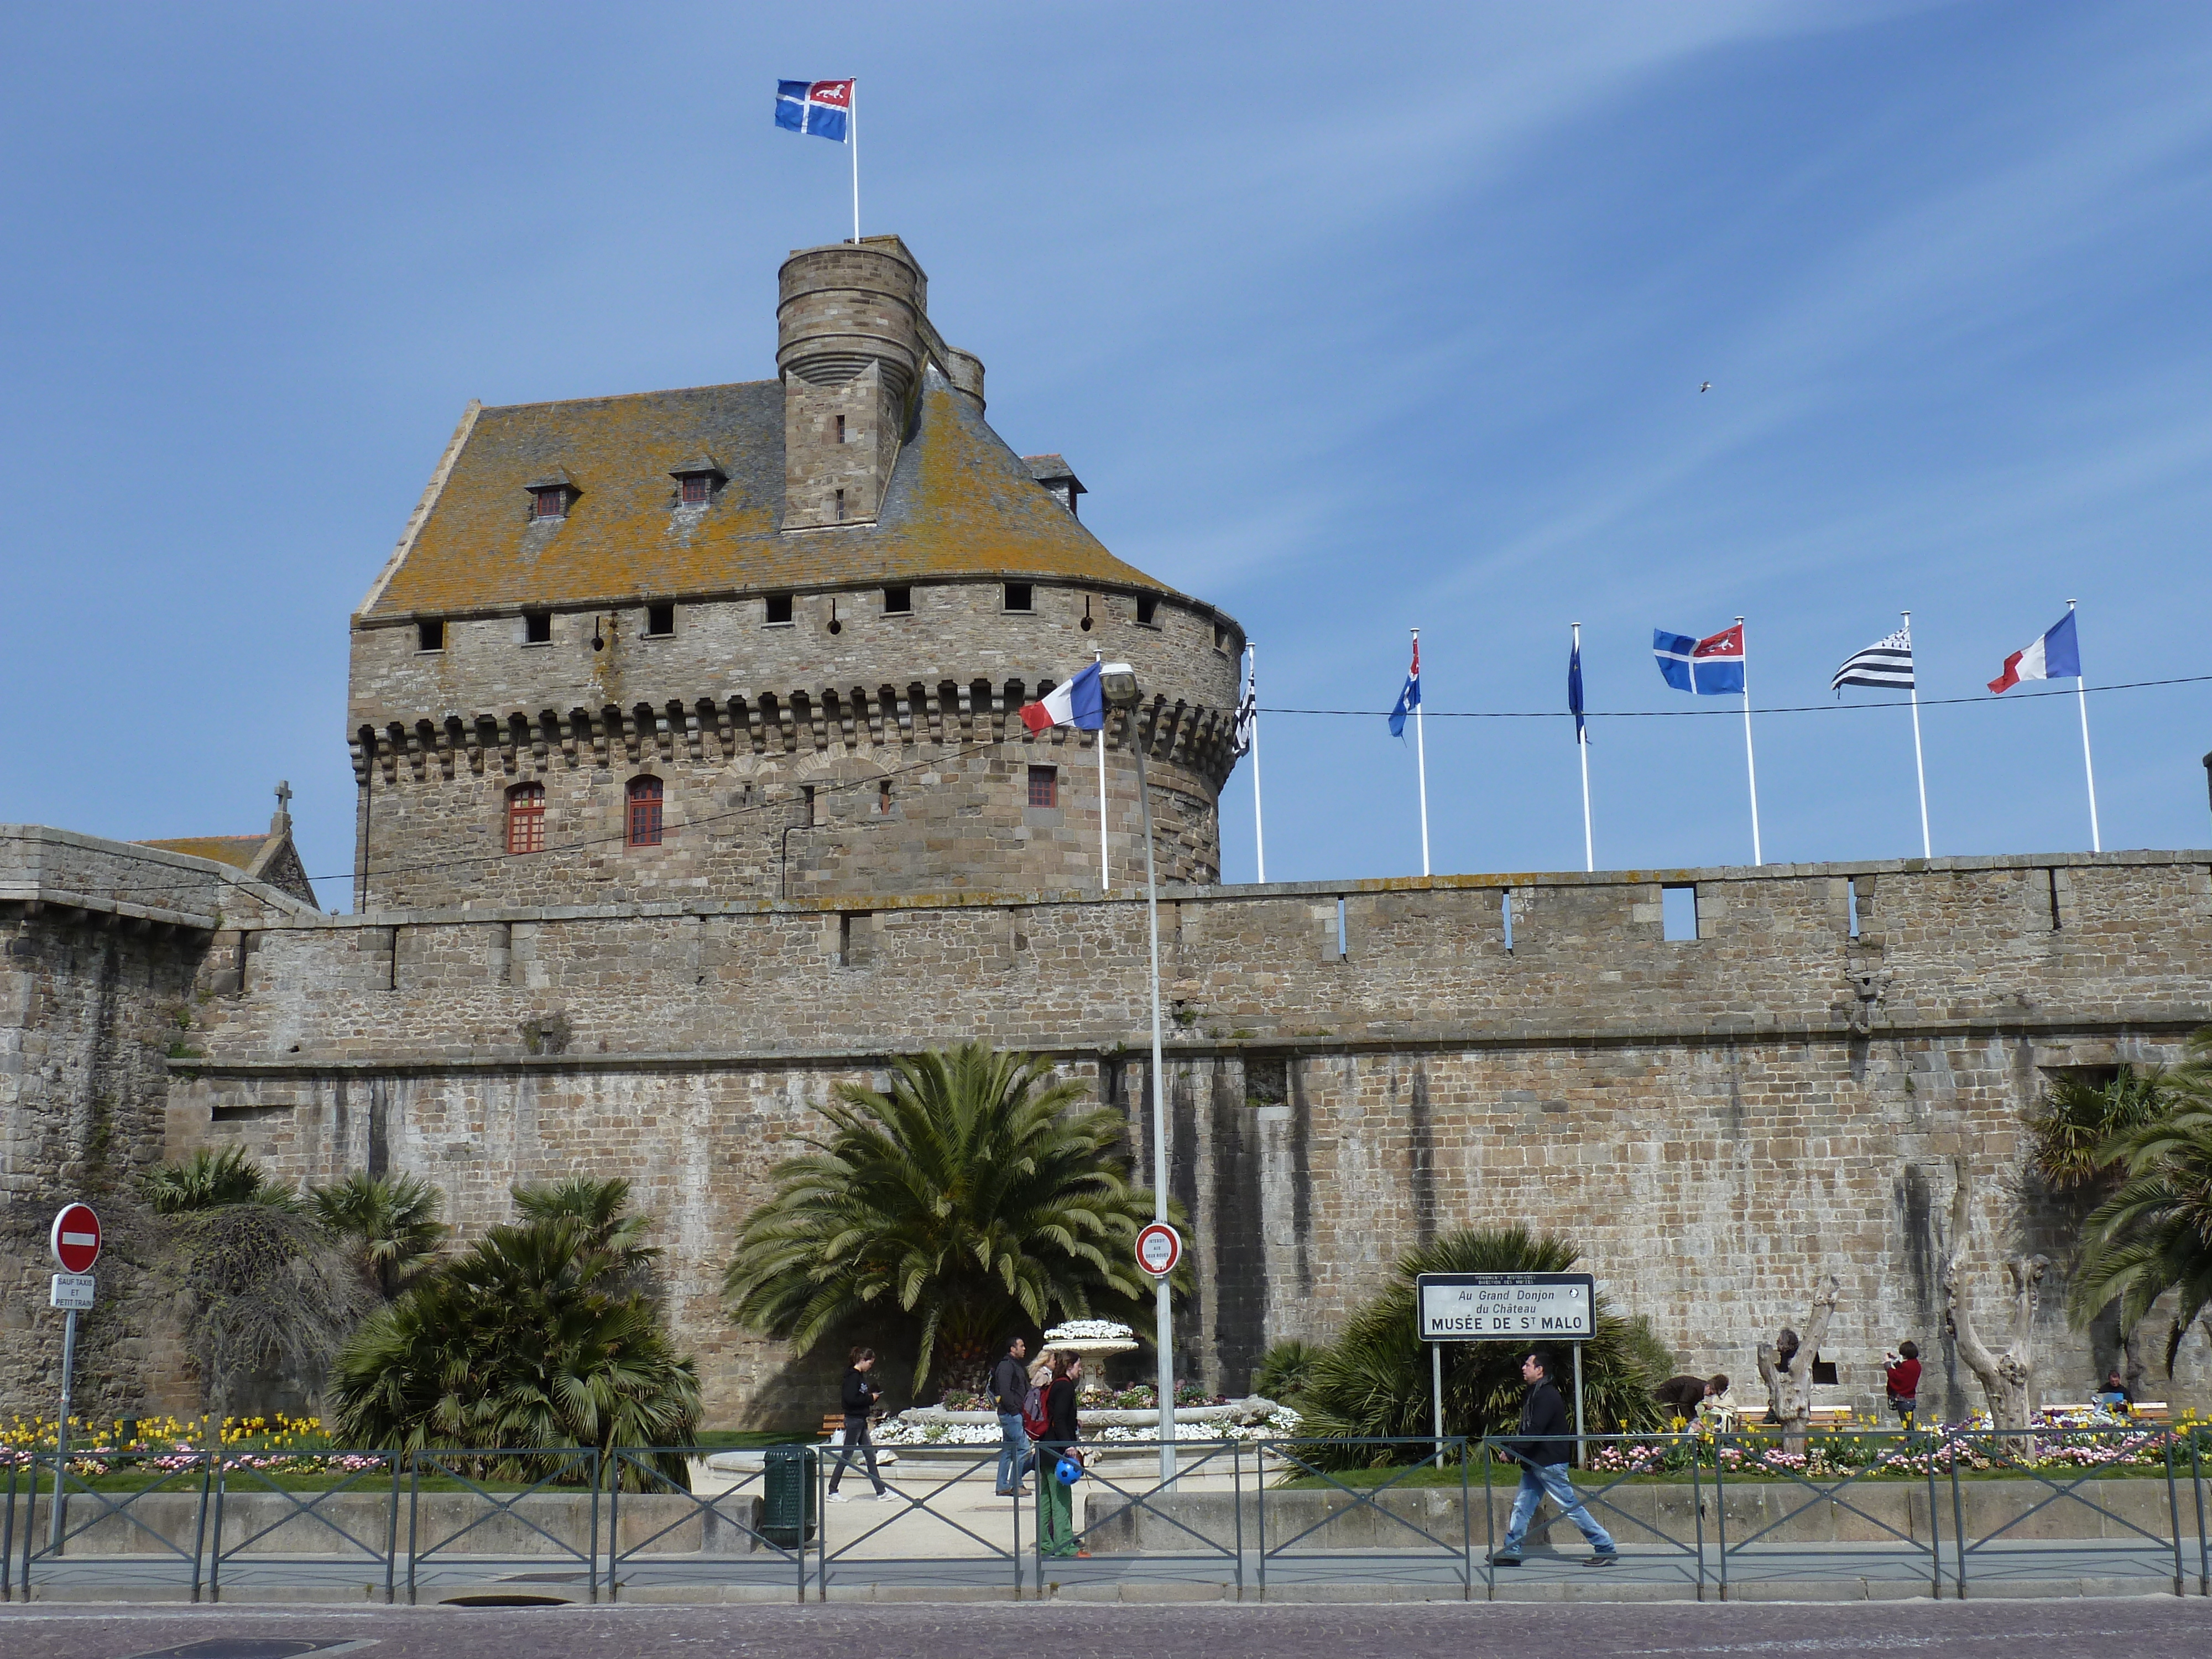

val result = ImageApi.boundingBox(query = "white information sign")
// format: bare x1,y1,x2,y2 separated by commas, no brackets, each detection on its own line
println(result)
1416,1272,1593,1340
50,1274,95,1311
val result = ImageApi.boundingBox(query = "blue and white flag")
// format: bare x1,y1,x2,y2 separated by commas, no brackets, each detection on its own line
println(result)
1653,623,1745,695
775,79,852,141
1568,637,1587,744
1388,637,1421,737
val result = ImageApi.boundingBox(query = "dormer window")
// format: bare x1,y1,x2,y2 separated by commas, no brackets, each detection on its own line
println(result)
525,471,576,521
670,453,725,506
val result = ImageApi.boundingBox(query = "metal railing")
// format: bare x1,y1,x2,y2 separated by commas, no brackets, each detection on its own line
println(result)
1945,1424,2186,1598
14,1447,214,1602
405,1448,601,1605
210,1448,400,1604
606,1446,810,1602
0,1428,2197,1601
1265,1436,1473,1597
1481,1433,1709,1598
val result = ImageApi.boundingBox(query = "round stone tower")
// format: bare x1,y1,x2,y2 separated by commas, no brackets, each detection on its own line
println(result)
347,234,1244,910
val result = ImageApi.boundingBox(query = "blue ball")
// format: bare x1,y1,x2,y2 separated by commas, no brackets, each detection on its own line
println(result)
1055,1455,1084,1486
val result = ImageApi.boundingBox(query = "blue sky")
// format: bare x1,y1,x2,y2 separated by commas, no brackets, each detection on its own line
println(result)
4,3,2209,907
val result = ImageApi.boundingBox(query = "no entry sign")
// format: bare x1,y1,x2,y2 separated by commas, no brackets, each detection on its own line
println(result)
50,1204,101,1275
1134,1221,1183,1278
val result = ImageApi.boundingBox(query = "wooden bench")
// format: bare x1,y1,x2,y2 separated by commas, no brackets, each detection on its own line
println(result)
2132,1401,2172,1425
1807,1406,1855,1430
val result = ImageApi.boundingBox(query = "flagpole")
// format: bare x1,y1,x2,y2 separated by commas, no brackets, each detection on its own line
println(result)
1738,615,1762,867
1248,642,1267,884
1412,628,1430,878
2070,599,2101,853
1573,622,1593,873
1903,610,1931,860
1095,650,1110,890
848,82,860,243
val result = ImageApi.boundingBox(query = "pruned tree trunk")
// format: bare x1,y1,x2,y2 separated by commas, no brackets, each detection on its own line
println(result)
1757,1275,1840,1451
1943,1155,2049,1431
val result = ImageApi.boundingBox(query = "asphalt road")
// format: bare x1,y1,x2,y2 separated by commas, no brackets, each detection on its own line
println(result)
1,1598,2209,1659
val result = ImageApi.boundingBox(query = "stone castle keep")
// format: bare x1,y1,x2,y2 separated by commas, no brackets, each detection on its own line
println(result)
4,235,2209,1424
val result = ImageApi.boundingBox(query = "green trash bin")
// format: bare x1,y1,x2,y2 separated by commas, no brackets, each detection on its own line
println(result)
760,1444,817,1548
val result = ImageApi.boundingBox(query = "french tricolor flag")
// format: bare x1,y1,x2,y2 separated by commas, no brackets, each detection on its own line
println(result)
1988,610,2081,693
1020,661,1105,734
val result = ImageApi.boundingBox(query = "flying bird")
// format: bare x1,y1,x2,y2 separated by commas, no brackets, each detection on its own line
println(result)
1699,382,1711,393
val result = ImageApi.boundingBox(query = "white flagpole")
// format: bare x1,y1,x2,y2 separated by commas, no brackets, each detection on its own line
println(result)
1904,610,1931,860
1738,615,1762,867
1574,622,1593,873
1413,628,1430,878
2071,599,2101,853
1095,650,1110,890
1248,643,1267,884
848,82,860,243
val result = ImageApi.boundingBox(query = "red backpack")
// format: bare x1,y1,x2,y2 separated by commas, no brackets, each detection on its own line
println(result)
1022,1380,1050,1439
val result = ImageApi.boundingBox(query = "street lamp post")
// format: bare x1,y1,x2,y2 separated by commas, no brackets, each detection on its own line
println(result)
1099,663,1175,1481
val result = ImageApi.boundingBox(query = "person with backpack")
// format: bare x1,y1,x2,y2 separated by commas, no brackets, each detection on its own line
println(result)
1038,1352,1088,1558
990,1336,1032,1497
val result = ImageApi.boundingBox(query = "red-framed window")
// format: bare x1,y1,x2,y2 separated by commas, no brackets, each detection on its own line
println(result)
505,782,546,854
627,776,664,847
531,486,569,520
680,473,711,504
1027,765,1057,809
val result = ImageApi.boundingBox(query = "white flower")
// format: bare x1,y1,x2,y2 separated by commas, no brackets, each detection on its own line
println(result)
1042,1319,1136,1343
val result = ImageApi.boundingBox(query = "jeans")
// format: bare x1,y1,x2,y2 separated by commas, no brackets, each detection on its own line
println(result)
1500,1460,1615,1554
996,1412,1030,1493
828,1414,885,1494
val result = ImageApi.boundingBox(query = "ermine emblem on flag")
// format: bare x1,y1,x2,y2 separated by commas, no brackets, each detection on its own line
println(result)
776,80,852,141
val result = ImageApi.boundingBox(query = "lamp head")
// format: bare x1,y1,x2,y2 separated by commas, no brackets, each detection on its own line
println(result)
1098,662,1140,707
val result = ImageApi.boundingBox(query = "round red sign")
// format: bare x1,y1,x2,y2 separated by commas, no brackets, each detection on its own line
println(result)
1135,1221,1182,1278
51,1204,101,1274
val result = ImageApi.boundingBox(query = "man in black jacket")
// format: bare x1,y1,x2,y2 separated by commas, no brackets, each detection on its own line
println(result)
990,1337,1032,1497
1488,1350,1618,1567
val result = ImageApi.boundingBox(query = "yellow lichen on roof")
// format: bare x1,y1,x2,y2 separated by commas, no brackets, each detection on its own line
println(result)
364,372,1179,621
136,836,264,871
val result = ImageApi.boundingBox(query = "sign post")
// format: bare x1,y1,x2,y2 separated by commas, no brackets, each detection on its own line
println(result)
1416,1271,1596,1467
46,1203,102,1548
1134,1222,1183,1478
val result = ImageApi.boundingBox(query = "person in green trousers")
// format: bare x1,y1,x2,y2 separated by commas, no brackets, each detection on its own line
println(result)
1037,1352,1087,1558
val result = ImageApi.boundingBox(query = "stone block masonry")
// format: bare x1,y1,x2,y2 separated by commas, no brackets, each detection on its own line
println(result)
135,848,2212,1427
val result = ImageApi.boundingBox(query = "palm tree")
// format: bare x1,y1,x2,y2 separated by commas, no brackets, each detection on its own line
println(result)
1292,1228,1670,1467
311,1171,447,1300
329,1206,700,1490
143,1146,302,1214
723,1042,1180,1394
513,1175,659,1297
2028,1066,2168,1192
2068,1082,2212,1374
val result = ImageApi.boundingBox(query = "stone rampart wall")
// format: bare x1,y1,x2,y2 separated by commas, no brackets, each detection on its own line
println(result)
154,851,2212,1426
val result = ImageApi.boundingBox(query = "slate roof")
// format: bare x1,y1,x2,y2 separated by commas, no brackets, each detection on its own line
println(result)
363,369,1177,621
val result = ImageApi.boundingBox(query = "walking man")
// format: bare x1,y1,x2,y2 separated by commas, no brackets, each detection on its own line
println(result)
990,1335,1032,1497
1488,1350,1619,1567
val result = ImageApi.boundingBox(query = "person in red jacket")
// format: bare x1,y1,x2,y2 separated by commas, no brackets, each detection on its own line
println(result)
1884,1341,1922,1428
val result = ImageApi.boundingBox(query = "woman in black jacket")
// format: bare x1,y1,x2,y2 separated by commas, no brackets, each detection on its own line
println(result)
827,1346,890,1501
1037,1353,1087,1557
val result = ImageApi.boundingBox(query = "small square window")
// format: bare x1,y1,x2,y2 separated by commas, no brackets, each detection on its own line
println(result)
1136,595,1159,627
417,619,445,652
645,602,675,637
531,486,568,520
884,585,912,615
680,473,711,505
523,611,551,645
1004,582,1033,613
765,593,794,625
1027,765,1058,808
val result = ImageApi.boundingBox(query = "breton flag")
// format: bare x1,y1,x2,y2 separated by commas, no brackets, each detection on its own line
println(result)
1389,637,1421,737
1832,625,1915,693
1232,654,1258,758
775,79,852,141
1988,610,2081,693
1653,624,1745,695
1019,660,1105,733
